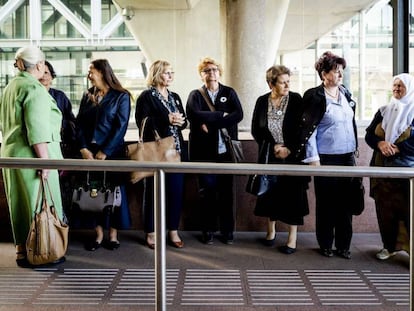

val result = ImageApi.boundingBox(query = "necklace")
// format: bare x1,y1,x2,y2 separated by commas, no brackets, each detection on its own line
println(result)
268,95,287,116
324,87,339,98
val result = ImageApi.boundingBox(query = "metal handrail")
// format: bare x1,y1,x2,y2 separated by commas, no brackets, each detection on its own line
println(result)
0,157,412,311
0,157,414,177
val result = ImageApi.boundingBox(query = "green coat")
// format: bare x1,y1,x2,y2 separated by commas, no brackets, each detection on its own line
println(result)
0,71,63,246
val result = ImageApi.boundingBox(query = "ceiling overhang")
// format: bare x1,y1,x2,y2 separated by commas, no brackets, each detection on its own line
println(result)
114,0,383,54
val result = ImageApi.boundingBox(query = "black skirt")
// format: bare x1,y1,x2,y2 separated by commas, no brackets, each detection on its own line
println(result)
254,175,309,225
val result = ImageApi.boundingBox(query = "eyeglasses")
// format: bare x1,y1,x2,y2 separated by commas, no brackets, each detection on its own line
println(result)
162,71,175,76
202,68,219,74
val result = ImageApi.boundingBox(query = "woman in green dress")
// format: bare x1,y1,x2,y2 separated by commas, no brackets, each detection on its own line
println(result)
0,46,64,267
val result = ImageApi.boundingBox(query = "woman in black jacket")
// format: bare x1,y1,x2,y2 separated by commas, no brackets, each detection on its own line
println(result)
251,65,309,254
135,60,187,249
295,51,359,259
186,57,243,245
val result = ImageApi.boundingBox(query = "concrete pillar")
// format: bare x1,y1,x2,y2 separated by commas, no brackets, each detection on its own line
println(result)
225,0,290,130
122,0,223,103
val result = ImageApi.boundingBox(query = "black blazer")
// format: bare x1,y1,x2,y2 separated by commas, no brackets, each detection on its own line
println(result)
186,83,243,161
251,91,304,164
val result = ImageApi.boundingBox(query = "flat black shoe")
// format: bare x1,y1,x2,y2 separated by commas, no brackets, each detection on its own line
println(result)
107,241,120,250
35,257,66,268
202,232,214,245
16,257,32,268
335,249,351,259
223,232,234,245
44,257,66,266
51,256,66,265
279,245,296,254
320,248,333,257
86,241,102,251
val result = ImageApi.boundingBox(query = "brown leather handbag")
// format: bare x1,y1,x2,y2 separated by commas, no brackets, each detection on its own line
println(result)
127,117,181,184
26,178,69,265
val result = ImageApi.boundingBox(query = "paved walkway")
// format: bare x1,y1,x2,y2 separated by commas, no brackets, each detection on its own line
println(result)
0,231,409,311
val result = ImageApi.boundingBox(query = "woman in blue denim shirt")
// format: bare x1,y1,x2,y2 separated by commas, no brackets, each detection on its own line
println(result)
365,73,414,260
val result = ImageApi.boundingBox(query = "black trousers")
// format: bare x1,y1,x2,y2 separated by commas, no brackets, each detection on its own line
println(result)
198,153,234,234
314,153,355,251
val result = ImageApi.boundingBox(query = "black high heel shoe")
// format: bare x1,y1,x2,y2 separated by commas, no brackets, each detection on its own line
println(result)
264,236,276,247
278,245,296,254
108,241,120,250
86,240,102,251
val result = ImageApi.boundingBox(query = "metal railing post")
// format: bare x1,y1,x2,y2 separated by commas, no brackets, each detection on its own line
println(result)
154,169,167,311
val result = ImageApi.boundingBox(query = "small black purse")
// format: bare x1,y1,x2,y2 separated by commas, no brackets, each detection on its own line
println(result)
246,173,277,196
245,142,277,196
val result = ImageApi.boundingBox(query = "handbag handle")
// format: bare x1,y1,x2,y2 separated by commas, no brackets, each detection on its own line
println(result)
258,142,271,164
138,117,162,143
86,171,108,188
35,178,55,213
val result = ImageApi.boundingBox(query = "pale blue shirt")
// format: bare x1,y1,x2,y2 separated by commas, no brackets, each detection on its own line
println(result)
207,89,227,154
304,91,356,163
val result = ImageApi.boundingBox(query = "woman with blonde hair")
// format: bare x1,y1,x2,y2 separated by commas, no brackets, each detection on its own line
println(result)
135,60,187,249
186,57,243,245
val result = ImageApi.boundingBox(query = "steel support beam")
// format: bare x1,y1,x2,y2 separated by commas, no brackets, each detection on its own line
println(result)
391,0,409,75
0,0,25,25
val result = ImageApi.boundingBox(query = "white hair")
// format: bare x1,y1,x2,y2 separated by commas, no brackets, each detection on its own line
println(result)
14,46,45,70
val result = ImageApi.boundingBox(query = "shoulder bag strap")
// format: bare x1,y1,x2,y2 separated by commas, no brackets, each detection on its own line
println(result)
198,87,215,112
198,87,229,139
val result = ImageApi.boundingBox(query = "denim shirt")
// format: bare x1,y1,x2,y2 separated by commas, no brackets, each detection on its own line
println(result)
305,91,356,162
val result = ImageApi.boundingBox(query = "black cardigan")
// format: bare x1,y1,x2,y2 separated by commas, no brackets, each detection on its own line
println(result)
134,88,187,159
186,83,243,161
251,91,304,164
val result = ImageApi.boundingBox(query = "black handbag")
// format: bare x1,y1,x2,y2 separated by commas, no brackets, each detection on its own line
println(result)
221,128,244,163
349,177,365,215
246,142,277,196
72,172,121,213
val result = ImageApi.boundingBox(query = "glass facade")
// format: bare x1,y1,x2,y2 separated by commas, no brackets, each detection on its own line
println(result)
0,0,144,118
0,0,413,123
284,0,414,121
